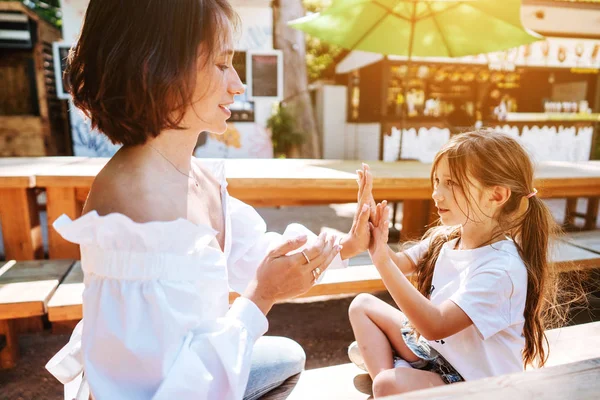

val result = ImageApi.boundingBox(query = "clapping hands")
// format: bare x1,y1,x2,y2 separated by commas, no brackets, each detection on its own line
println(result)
368,200,390,265
345,163,391,265
340,164,377,259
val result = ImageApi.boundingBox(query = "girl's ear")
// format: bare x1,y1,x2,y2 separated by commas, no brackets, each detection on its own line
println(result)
490,185,511,207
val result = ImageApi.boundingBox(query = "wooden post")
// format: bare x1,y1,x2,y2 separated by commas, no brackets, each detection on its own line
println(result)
402,199,434,241
0,188,42,260
584,197,599,231
46,187,80,259
564,197,578,229
0,319,18,369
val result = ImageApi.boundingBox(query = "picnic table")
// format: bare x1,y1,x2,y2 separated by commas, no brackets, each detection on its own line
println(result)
1,157,600,259
0,157,85,260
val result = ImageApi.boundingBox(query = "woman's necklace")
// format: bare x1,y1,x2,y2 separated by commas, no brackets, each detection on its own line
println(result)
148,144,199,187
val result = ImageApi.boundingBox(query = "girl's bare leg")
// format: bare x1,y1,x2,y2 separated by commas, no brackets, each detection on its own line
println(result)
348,293,420,379
372,367,445,398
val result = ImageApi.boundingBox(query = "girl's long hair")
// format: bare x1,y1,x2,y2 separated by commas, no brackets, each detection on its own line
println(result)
413,130,586,368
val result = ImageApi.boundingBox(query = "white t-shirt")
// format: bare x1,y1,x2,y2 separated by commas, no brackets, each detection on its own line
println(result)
404,235,528,381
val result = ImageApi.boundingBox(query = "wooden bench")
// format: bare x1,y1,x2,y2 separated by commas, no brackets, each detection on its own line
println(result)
0,259,74,368
46,240,600,330
47,261,84,332
560,231,600,255
262,321,600,400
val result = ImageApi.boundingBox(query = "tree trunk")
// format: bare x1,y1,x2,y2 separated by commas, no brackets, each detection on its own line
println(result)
273,0,321,159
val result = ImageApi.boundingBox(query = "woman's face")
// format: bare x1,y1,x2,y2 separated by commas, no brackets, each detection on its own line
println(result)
184,26,244,134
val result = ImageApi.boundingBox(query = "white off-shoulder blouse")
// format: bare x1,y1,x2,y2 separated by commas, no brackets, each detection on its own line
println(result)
45,160,346,400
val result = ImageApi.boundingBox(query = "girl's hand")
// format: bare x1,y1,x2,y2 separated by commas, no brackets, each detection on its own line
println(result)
369,201,390,265
340,163,376,259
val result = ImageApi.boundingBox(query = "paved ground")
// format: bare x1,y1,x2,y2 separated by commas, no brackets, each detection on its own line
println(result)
0,199,598,399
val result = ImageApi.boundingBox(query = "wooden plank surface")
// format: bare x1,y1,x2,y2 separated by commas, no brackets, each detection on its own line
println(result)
32,158,600,202
28,158,600,258
542,321,600,368
559,231,600,255
0,157,81,188
264,322,600,400
552,240,600,272
0,260,73,319
397,358,600,400
47,262,83,322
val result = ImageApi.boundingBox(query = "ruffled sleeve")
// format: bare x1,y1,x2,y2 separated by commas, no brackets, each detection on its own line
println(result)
53,211,218,254
226,196,347,295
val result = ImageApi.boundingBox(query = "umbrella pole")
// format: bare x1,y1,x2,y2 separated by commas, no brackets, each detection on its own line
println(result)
397,56,411,161
397,2,417,161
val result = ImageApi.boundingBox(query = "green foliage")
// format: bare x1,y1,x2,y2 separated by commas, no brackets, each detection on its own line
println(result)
266,104,305,157
303,0,343,82
1,0,62,28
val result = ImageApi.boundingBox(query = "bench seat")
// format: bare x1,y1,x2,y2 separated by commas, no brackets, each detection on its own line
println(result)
262,321,600,400
47,239,600,327
0,259,74,368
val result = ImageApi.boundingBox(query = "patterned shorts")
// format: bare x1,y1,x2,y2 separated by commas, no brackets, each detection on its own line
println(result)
398,324,465,384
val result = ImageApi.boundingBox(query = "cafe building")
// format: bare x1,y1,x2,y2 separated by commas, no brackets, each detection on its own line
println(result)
316,0,600,163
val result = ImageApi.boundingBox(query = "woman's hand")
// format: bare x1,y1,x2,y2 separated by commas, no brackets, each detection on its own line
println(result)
244,232,342,314
340,163,377,259
368,201,390,266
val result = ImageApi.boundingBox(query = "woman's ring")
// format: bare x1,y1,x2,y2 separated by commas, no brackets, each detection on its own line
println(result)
301,251,310,264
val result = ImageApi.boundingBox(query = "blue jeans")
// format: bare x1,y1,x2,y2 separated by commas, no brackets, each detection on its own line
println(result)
243,336,306,400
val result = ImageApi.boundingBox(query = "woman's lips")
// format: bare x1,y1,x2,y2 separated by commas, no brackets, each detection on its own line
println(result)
219,104,231,117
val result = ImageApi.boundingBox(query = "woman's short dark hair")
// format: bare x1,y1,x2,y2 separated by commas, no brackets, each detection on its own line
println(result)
66,0,239,146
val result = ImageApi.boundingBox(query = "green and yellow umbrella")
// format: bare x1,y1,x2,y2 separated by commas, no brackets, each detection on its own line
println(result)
290,0,541,161
289,0,541,58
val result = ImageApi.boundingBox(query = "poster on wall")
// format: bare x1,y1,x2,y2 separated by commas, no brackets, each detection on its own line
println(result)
246,50,283,101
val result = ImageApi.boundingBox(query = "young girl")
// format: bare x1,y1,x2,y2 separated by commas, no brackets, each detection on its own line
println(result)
349,130,568,398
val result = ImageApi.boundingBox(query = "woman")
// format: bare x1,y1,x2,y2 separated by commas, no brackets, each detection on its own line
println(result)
45,1,373,399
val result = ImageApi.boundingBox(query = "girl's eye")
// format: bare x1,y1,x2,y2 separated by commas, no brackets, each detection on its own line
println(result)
446,180,455,186
218,64,229,72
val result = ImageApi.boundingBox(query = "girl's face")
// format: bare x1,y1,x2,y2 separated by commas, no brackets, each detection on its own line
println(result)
432,156,492,227
183,24,244,134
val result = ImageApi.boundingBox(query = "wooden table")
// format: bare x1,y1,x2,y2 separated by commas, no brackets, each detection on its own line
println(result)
0,157,83,260
28,158,600,259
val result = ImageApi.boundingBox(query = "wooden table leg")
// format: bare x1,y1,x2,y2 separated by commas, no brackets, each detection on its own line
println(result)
46,187,81,259
0,188,42,260
564,198,578,229
584,197,599,231
0,319,18,369
401,200,435,241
